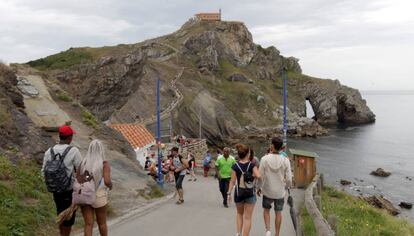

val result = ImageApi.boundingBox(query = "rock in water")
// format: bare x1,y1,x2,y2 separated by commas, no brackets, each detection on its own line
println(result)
370,168,391,177
340,179,352,185
399,202,413,209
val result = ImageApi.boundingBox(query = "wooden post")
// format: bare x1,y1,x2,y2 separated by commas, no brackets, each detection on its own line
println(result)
317,179,322,195
327,215,339,235
313,186,318,197
320,173,324,189
314,195,322,212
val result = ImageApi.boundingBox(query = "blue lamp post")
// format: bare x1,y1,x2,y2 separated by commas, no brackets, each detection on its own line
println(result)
156,78,164,187
282,68,288,149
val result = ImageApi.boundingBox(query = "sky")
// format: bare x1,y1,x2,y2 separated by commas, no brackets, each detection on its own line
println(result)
1,0,413,90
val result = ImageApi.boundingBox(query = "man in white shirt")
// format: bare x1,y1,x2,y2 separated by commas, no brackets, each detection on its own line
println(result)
42,125,82,236
257,137,292,236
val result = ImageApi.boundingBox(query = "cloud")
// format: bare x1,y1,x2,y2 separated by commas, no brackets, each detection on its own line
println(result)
0,0,413,90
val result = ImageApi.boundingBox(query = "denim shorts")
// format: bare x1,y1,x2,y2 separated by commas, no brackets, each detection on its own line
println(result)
262,195,284,212
235,194,257,204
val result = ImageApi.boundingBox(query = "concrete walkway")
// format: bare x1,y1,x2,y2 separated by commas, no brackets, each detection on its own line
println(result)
109,177,302,236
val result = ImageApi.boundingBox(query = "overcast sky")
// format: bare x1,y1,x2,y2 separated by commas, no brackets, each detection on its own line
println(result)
1,0,413,90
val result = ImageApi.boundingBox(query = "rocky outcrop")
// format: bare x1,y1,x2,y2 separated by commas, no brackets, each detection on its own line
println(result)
50,50,147,121
183,21,256,70
364,195,400,215
25,19,375,145
300,79,375,124
0,64,53,163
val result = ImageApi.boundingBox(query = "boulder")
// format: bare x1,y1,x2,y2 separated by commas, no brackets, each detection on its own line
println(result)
340,179,352,185
364,195,400,215
399,202,413,209
226,73,248,82
370,168,391,177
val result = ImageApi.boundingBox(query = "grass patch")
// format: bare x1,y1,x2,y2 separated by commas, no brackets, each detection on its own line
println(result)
56,91,73,102
0,103,11,126
301,207,317,236
137,185,165,200
0,156,57,236
81,109,99,129
27,48,93,71
301,186,414,236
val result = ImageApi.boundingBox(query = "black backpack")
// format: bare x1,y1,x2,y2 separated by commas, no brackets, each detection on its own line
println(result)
235,162,255,200
44,146,73,193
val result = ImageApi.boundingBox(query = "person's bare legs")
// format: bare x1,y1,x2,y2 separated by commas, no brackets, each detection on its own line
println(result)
275,211,282,236
263,208,271,232
236,203,245,235
242,203,255,236
81,205,95,236
59,225,71,236
95,205,108,236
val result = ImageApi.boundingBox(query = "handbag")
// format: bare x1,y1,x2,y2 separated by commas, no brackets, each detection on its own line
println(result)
72,170,96,205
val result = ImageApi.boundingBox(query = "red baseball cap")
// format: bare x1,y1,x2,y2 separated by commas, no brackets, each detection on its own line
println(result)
59,125,75,137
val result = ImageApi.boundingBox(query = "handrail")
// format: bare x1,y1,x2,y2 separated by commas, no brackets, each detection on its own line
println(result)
304,174,335,236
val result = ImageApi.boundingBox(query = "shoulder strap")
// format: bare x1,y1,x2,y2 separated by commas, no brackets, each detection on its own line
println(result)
235,162,244,174
50,148,56,160
61,146,73,160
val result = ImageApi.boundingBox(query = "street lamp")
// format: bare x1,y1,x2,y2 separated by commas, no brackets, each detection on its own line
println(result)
282,68,288,149
156,78,164,187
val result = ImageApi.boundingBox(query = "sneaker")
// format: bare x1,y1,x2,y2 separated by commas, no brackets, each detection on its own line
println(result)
224,203,229,208
235,233,241,236
265,231,271,236
193,178,197,181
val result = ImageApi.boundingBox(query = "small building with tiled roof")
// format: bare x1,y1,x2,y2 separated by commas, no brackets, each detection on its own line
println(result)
195,9,221,21
109,124,155,167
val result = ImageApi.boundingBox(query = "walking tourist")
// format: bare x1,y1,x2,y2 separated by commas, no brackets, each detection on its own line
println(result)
215,147,236,207
42,125,82,236
78,140,113,236
203,150,212,177
171,147,188,204
257,137,292,236
188,152,197,181
227,144,261,236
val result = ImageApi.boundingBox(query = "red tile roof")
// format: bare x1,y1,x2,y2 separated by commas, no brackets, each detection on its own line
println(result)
109,124,155,149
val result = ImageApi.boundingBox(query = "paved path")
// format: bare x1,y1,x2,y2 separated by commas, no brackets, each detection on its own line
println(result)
109,177,301,236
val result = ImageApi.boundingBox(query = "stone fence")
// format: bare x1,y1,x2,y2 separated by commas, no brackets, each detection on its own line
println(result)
305,174,337,236
180,139,208,160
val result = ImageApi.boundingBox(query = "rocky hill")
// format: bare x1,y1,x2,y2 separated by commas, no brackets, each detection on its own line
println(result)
27,18,375,145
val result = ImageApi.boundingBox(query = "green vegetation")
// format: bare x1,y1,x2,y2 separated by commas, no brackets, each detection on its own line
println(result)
0,103,11,126
57,91,73,102
301,186,414,236
137,185,165,200
27,48,93,71
0,157,56,236
81,109,99,129
27,44,138,71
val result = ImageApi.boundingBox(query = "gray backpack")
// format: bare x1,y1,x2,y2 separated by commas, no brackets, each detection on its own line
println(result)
44,146,73,193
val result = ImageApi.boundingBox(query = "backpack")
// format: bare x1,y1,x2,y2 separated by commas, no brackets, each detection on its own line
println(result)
235,162,255,200
72,170,98,205
203,155,211,167
44,146,73,193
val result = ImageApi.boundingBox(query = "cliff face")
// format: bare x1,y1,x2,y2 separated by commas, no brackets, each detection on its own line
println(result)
26,18,375,145
0,64,53,163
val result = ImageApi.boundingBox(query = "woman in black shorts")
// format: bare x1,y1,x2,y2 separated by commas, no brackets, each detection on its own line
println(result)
228,144,261,236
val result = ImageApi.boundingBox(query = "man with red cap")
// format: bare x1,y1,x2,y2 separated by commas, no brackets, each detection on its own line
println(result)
42,124,82,236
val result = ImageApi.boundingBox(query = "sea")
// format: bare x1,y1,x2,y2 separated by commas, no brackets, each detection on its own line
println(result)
251,91,414,221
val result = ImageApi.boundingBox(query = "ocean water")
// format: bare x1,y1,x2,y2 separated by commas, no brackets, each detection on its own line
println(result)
250,91,414,221
291,91,414,221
